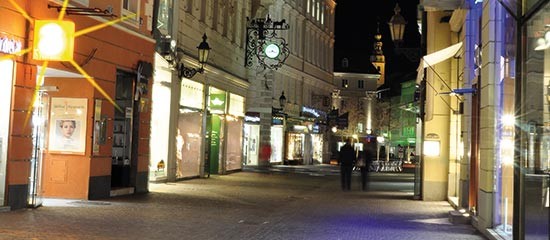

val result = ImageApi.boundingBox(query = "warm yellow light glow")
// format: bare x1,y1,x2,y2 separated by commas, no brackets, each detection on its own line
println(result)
69,60,121,112
423,140,440,156
352,134,358,139
33,20,75,61
502,114,515,127
501,139,514,149
24,61,48,129
331,126,338,133
8,0,32,22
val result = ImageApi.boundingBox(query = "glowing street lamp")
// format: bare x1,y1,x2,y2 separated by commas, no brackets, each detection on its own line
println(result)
33,20,75,61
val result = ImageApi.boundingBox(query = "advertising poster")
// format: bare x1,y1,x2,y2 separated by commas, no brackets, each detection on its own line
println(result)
49,97,87,154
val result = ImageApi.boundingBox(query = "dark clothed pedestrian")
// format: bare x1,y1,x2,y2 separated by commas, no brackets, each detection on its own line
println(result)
359,150,373,191
339,139,356,191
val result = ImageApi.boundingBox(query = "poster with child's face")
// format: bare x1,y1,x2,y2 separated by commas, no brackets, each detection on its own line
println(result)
48,98,87,154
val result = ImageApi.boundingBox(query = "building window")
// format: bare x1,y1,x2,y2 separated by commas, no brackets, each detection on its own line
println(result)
342,79,348,88
357,123,364,133
122,0,140,24
316,1,321,21
342,58,349,68
53,0,89,6
358,80,364,89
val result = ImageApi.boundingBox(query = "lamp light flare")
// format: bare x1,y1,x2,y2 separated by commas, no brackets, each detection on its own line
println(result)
501,114,515,127
38,23,67,57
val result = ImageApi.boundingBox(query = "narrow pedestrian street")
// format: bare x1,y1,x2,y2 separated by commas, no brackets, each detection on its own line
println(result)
0,167,485,240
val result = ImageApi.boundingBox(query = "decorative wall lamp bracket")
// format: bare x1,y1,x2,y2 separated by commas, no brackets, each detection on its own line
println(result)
48,4,117,18
160,34,211,79
178,63,203,79
245,15,290,70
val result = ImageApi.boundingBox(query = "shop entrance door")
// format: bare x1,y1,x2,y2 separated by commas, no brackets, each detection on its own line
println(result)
244,124,260,165
28,90,50,207
0,59,15,207
111,70,135,188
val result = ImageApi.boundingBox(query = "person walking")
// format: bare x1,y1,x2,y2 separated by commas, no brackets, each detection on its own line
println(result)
339,138,355,191
358,149,373,191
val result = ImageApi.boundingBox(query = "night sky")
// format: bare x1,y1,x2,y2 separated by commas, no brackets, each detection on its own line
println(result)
334,0,421,94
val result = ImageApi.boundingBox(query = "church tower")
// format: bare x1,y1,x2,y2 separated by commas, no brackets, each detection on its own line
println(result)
370,23,385,87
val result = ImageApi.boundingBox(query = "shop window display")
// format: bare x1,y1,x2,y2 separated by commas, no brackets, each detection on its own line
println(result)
520,2,550,239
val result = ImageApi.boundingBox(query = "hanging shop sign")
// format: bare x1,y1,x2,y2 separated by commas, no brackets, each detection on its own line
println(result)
301,106,326,119
0,36,22,55
245,112,261,124
272,116,284,125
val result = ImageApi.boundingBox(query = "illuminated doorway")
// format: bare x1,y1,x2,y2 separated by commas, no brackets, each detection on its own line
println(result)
0,59,15,207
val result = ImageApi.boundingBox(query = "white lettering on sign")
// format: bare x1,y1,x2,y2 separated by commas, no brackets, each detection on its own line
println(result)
302,106,320,117
0,37,22,55
244,116,261,123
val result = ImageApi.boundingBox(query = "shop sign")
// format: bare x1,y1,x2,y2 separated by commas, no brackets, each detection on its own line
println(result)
0,36,22,55
272,116,284,125
301,106,320,117
245,112,261,123
311,124,320,133
301,106,326,119
209,93,226,113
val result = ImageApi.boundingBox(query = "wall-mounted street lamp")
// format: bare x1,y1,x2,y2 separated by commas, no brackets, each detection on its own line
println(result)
279,91,287,110
388,3,406,48
160,34,211,79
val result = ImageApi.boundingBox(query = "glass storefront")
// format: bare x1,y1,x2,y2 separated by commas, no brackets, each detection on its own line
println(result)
177,111,202,178
493,3,517,238
177,78,204,178
244,124,260,165
286,132,304,164
225,93,244,171
0,59,15,206
520,2,550,239
311,134,323,164
270,125,284,163
149,55,171,181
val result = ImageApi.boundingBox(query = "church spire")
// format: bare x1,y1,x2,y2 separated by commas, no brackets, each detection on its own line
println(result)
371,21,385,87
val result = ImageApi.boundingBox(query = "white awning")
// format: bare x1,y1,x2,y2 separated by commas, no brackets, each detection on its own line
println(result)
416,42,463,83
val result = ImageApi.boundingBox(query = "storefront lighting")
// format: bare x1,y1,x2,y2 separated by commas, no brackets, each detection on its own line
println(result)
376,136,385,143
331,126,338,133
501,114,515,127
33,20,75,61
423,133,440,157
534,27,550,51
294,125,307,131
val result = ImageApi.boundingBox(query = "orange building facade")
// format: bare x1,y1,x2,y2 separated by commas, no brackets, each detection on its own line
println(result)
0,0,154,210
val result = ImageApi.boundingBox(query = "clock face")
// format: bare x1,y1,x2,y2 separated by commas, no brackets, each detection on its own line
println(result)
264,43,280,59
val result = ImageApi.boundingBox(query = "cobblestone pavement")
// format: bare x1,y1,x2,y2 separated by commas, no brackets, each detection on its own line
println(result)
0,168,485,240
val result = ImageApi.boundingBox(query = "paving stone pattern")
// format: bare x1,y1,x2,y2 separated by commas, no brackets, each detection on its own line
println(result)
0,168,486,240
